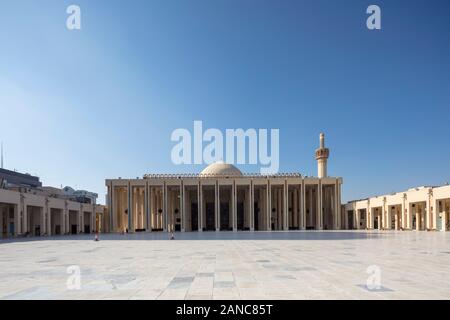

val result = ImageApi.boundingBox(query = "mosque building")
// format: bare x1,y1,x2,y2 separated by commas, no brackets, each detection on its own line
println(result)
105,134,343,233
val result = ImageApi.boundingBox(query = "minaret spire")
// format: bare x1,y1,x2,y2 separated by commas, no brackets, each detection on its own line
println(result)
315,133,329,178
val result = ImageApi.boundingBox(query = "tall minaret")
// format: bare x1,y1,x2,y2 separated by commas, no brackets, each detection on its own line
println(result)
315,133,329,178
1,141,3,169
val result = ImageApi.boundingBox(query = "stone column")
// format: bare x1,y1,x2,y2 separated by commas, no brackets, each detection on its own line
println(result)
334,181,339,229
168,189,173,233
139,189,144,229
216,181,220,231
401,199,406,230
416,208,420,231
39,206,44,236
276,188,281,230
443,202,448,232
160,189,163,229
246,185,250,230
133,190,138,230
62,206,67,235
155,188,159,230
198,181,203,231
330,185,335,229
127,183,132,233
163,182,167,232
145,183,150,231
46,200,51,236
180,181,185,232
283,181,288,230
394,207,400,231
232,181,237,231
149,188,153,229
386,204,390,230
300,186,304,230
408,203,413,230
185,188,190,232
391,205,396,230
317,181,323,230
386,206,391,230
91,207,95,233
308,187,313,228
435,199,441,231
267,181,271,231
250,181,254,231
378,208,382,230
14,203,19,236
293,187,298,229
79,205,84,233
22,197,28,234
258,185,267,230
110,184,115,232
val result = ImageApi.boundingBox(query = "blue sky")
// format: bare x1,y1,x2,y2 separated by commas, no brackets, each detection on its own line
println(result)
0,0,449,204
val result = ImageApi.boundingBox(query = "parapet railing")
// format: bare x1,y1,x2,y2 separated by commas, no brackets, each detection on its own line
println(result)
143,173,303,179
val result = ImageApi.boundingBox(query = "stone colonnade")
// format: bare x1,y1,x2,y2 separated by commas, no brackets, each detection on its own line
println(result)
0,188,106,238
344,185,450,232
106,176,343,233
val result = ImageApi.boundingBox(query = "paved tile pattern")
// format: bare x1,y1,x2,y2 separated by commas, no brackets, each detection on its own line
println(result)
0,231,449,300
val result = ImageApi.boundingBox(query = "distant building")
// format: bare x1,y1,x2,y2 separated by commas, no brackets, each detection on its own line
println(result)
62,186,98,205
0,168,42,189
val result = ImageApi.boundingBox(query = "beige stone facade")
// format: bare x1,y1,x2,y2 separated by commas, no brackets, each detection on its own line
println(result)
106,171,343,233
0,188,106,238
344,185,450,232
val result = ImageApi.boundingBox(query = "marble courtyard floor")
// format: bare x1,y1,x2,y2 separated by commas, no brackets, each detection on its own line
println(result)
0,231,449,300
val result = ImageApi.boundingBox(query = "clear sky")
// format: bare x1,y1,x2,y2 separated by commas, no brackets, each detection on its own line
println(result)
0,0,449,204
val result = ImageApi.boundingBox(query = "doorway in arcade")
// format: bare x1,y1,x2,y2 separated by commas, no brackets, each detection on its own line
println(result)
270,184,284,231
409,202,427,231
357,209,366,229
346,210,355,229
131,186,146,232
0,203,15,238
288,184,301,230
83,211,92,233
436,199,450,231
253,185,268,231
26,205,44,236
371,207,383,230
387,205,402,230
50,208,63,235
218,185,232,231
305,185,319,230
201,185,215,231
167,185,181,232
183,185,198,232
149,186,164,231
236,185,251,231
69,210,79,234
